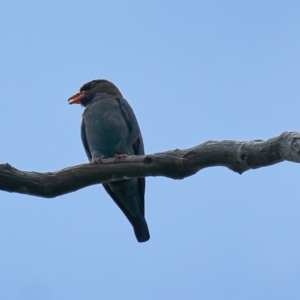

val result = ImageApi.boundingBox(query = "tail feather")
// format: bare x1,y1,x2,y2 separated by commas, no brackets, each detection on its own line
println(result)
132,215,150,243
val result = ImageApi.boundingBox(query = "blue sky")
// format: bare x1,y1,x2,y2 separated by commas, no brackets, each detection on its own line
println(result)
0,1,300,299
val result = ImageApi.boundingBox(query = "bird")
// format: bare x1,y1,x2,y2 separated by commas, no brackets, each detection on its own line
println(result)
68,79,150,242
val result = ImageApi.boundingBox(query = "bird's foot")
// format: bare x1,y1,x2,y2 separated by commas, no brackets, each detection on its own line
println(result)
92,156,104,164
114,154,128,162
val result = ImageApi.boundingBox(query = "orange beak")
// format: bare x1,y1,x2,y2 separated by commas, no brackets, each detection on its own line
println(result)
68,91,86,105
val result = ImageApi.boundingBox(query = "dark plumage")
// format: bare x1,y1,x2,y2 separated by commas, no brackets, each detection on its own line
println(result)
68,79,150,242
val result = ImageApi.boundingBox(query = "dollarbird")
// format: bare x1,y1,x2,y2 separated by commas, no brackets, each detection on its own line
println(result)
68,79,150,242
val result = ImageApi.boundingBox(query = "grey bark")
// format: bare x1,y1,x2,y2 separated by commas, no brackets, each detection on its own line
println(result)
1,131,299,198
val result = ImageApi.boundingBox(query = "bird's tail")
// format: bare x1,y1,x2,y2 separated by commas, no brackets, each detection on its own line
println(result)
132,215,150,243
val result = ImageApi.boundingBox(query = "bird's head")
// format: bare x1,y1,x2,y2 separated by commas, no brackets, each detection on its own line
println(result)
68,79,123,107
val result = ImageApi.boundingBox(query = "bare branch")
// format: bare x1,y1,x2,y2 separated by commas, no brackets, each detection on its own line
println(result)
1,131,300,198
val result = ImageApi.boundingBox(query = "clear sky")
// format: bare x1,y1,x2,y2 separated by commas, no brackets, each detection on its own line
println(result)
0,1,299,299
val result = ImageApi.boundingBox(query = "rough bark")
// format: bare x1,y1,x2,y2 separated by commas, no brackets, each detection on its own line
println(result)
1,131,300,198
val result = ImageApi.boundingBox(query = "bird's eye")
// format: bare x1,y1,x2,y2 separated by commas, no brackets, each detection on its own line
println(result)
91,81,97,87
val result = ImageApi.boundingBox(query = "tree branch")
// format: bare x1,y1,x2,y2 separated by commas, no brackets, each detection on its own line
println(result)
1,131,300,198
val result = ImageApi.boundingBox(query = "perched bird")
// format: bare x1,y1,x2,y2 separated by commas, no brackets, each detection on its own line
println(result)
68,79,150,242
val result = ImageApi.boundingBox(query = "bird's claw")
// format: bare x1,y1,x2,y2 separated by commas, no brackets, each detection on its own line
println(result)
114,154,128,162
92,156,104,164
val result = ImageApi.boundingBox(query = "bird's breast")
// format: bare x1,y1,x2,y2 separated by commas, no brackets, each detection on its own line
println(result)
82,99,132,158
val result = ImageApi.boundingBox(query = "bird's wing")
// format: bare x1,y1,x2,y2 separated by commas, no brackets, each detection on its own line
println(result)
117,98,144,155
81,118,92,161
116,98,145,215
102,182,145,223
